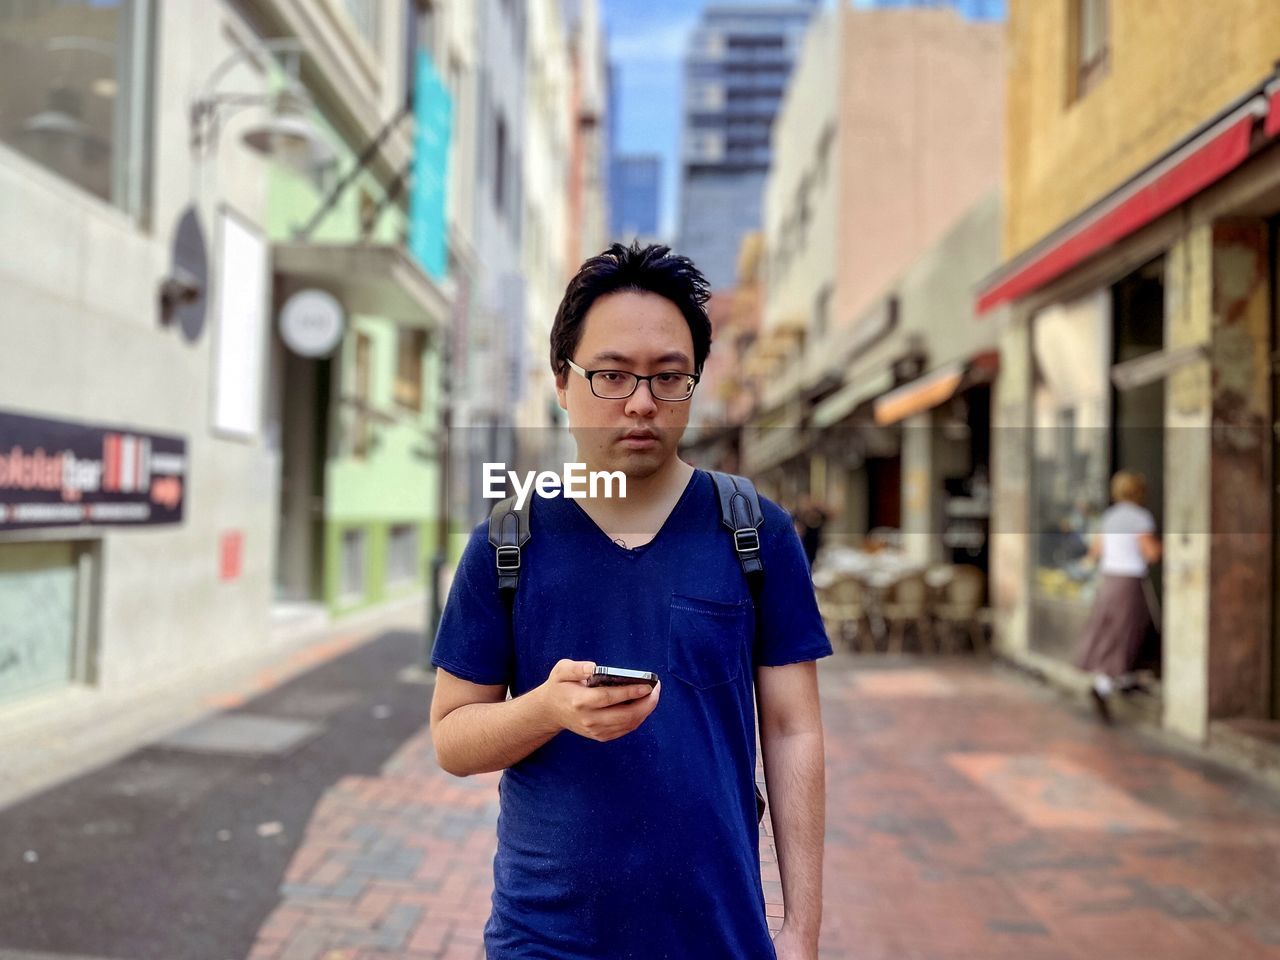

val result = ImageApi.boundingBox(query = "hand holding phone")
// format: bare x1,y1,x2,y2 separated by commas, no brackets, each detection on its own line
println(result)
539,660,661,743
584,666,659,689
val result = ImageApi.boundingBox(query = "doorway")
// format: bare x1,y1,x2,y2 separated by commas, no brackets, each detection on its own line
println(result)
1111,257,1165,672
274,344,331,603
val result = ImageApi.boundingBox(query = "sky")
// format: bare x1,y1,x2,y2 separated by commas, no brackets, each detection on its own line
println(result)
600,0,1005,241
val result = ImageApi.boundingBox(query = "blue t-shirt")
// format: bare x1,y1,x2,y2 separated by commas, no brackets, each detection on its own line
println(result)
431,469,832,959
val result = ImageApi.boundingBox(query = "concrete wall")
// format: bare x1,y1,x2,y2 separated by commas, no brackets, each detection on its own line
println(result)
834,7,1003,335
1,1,279,692
0,0,429,708
1005,0,1280,257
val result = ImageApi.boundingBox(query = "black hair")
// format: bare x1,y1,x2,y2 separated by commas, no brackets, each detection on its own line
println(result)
549,241,712,379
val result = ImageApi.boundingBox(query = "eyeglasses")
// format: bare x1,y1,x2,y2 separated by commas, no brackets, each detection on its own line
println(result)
563,358,700,402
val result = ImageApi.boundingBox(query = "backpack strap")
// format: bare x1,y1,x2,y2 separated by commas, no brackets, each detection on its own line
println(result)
708,470,765,599
487,494,531,606
709,471,769,824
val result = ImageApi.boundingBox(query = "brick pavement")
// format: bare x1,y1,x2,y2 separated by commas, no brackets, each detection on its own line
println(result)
245,657,1280,959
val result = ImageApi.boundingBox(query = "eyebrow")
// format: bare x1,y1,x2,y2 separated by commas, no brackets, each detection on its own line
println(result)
588,350,692,367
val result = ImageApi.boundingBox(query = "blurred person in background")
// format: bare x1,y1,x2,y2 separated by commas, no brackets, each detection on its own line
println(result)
429,243,831,959
793,495,829,569
1077,470,1162,723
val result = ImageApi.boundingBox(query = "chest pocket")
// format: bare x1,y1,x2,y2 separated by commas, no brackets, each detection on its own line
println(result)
667,594,752,690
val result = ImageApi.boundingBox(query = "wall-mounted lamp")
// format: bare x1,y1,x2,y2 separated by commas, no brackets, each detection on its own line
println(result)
190,39,334,177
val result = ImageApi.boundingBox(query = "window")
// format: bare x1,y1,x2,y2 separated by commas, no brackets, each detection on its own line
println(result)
387,524,419,584
494,114,507,216
1030,291,1110,659
353,331,372,459
812,286,832,342
343,0,380,53
395,328,427,411
1069,0,1109,101
340,528,367,602
0,541,92,705
402,0,437,108
0,0,155,219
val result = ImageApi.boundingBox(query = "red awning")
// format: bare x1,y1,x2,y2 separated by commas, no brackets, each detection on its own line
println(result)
977,89,1275,315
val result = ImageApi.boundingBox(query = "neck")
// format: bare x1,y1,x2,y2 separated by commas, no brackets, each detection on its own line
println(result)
578,453,693,511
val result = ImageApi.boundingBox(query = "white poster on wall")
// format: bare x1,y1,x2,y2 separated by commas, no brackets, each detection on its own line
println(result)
213,209,269,438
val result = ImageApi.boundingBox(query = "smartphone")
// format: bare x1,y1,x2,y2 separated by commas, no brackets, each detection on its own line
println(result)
584,666,659,689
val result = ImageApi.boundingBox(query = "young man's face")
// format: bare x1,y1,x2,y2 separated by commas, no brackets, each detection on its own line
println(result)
555,290,697,480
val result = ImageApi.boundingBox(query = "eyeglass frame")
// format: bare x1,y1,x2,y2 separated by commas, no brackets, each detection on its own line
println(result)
562,357,701,402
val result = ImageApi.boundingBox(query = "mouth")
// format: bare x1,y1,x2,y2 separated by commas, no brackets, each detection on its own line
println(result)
619,430,660,449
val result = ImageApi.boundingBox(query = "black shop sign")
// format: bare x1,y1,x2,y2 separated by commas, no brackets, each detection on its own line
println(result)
0,410,186,531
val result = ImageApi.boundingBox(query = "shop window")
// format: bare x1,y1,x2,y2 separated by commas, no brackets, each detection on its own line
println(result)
388,524,419,585
0,542,93,705
1069,0,1109,102
0,0,155,220
1030,291,1111,657
395,328,427,412
340,528,366,602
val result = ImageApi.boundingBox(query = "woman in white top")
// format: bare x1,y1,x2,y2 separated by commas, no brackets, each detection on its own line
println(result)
1077,470,1162,722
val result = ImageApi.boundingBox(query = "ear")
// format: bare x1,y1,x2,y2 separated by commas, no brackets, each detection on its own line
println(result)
555,369,569,411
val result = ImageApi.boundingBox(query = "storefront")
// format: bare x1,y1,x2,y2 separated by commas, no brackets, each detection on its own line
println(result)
0,410,187,705
984,76,1280,746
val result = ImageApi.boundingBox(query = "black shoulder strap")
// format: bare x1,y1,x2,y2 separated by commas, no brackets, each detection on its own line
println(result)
708,470,765,599
487,472,764,605
487,494,531,606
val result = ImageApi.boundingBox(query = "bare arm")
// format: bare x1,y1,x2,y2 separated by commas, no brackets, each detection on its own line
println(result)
756,660,826,955
430,660,661,778
1139,531,1162,565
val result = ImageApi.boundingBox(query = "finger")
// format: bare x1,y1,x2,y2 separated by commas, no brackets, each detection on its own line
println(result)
598,684,656,707
551,659,596,683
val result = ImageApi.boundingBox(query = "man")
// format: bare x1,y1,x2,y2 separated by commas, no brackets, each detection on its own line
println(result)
429,242,831,959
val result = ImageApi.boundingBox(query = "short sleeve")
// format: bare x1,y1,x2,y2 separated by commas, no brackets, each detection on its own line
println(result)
430,521,514,687
753,498,834,667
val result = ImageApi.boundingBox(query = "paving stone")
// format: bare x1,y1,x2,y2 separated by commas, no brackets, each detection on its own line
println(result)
244,656,1280,960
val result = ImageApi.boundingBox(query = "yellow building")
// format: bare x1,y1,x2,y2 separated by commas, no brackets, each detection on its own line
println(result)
1005,0,1280,257
987,0,1280,763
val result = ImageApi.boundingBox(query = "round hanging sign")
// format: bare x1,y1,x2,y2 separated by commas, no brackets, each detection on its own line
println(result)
279,289,345,357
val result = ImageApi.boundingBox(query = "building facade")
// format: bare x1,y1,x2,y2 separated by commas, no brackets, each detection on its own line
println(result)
677,2,817,291
742,5,1002,566
984,0,1280,756
563,0,609,270
0,0,450,720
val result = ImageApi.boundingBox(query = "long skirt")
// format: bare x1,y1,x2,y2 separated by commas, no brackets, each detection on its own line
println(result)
1077,574,1152,677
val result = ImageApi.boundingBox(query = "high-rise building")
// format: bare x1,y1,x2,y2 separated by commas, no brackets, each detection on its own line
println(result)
610,154,661,242
677,2,818,290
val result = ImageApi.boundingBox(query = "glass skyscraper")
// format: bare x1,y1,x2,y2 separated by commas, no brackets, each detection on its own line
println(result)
677,2,818,290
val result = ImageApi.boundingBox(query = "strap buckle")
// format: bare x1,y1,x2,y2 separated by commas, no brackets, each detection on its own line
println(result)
733,527,760,554
495,545,522,571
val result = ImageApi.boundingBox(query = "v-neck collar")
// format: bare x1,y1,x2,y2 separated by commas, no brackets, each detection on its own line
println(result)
565,467,703,558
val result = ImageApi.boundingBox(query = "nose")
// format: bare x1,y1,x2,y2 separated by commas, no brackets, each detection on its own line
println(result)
624,378,658,417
